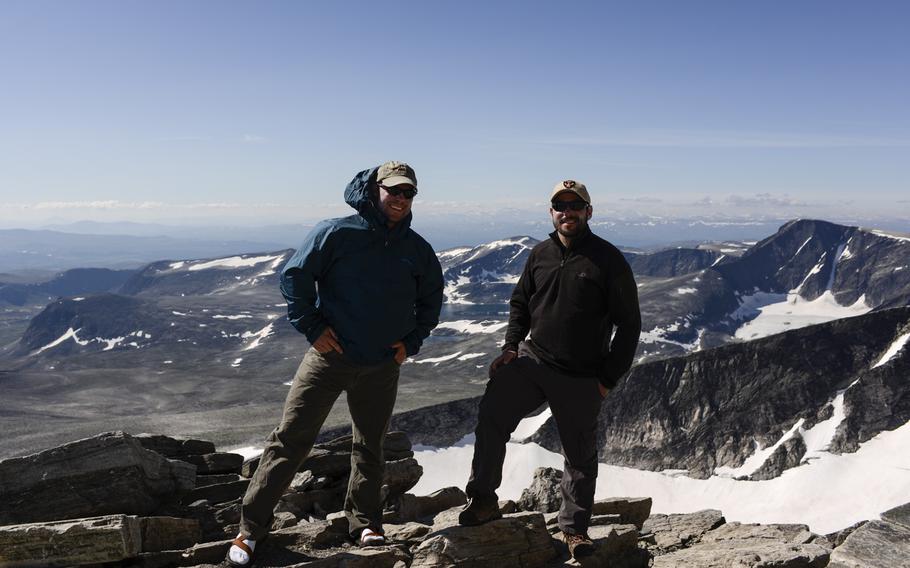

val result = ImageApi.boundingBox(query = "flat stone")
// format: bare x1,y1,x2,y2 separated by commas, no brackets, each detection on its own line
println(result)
0,431,195,524
591,497,652,530
139,516,201,552
881,501,910,530
194,473,242,487
183,479,250,505
284,546,411,567
0,514,141,567
388,486,467,523
643,510,725,551
384,521,432,543
828,520,910,568
133,433,216,457
413,511,557,568
652,540,830,567
180,452,244,475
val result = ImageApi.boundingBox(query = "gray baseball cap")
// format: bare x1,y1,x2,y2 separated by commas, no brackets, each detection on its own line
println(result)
550,180,591,204
377,161,417,188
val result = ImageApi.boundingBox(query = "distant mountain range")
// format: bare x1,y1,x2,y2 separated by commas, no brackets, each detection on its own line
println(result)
1,219,908,491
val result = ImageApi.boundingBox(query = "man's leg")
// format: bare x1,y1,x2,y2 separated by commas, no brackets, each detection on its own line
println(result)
465,356,547,504
240,349,350,539
343,358,400,539
544,373,603,536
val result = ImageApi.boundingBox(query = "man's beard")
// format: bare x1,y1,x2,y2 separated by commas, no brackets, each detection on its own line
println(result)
553,216,587,237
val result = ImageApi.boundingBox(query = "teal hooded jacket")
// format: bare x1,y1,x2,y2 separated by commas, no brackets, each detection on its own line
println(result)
279,166,444,365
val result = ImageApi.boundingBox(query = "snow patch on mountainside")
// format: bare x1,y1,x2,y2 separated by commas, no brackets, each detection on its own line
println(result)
187,253,285,271
734,291,871,341
873,331,910,368
409,416,910,535
435,320,508,334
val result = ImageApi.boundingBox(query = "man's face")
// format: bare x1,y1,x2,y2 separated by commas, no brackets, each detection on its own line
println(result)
377,183,415,226
550,192,592,238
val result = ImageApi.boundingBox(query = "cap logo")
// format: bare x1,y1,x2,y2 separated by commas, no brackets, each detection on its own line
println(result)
563,180,576,189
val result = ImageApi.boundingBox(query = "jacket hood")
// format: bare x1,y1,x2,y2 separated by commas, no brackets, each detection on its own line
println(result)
344,166,413,233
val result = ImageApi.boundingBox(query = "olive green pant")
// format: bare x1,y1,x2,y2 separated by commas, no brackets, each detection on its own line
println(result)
240,347,400,540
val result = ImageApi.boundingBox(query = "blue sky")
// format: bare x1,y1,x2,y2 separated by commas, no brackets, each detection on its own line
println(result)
0,0,908,228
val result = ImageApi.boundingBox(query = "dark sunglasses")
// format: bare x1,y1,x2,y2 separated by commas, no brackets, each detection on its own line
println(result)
379,184,417,199
551,200,588,212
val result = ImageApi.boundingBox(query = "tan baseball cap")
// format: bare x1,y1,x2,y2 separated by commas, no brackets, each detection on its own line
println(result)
550,180,591,204
377,161,418,188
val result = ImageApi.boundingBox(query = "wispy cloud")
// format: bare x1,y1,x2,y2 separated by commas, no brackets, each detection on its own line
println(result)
158,136,213,142
619,196,663,203
726,193,808,207
1,201,285,210
242,134,267,143
534,129,910,149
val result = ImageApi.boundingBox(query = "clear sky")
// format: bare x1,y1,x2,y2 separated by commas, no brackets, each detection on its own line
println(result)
1,0,908,227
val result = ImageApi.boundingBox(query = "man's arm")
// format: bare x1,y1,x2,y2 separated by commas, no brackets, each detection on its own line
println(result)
601,264,642,388
503,250,536,351
401,247,444,357
279,224,333,344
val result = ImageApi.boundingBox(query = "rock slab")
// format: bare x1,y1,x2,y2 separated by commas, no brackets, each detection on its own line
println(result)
0,431,195,524
0,514,141,567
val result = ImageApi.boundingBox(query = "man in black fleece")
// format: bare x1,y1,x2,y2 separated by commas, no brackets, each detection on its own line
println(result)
459,180,641,560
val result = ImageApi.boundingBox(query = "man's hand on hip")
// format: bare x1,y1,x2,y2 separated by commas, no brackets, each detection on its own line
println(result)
390,341,407,365
598,383,609,398
313,326,343,354
489,350,517,378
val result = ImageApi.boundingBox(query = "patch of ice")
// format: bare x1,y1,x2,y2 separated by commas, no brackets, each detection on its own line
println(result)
188,253,284,271
734,291,872,341
213,314,254,320
411,352,463,364
676,287,697,295
872,332,910,369
457,352,487,361
231,358,243,367
242,323,275,350
72,297,85,302
435,320,508,334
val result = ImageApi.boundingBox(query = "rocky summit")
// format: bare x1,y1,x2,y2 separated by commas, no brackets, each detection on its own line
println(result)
1,433,907,567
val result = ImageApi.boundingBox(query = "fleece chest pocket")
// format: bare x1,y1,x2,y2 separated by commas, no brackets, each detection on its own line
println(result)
570,270,606,310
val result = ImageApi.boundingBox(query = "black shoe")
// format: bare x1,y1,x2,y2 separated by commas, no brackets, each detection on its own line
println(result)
563,532,595,560
458,498,503,526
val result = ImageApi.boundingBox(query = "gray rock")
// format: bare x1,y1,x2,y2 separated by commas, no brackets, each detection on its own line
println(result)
387,486,467,523
702,522,827,545
133,433,216,457
183,479,250,505
652,540,830,568
825,520,866,548
194,473,241,487
383,457,423,497
749,435,807,481
138,516,201,552
643,509,725,551
517,467,563,513
881,500,910,530
0,431,195,524
0,514,141,567
287,547,411,567
549,523,645,567
591,497,653,529
412,511,557,568
828,519,910,568
267,518,351,550
180,452,244,475
384,521,432,543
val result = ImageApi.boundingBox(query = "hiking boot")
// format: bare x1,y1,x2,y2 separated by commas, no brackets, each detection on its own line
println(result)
563,532,595,560
457,498,502,526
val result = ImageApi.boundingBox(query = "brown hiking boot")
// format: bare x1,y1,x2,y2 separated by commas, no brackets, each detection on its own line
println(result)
563,532,595,559
457,498,502,526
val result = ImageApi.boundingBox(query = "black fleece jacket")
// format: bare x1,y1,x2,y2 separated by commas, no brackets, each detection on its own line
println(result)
504,228,641,388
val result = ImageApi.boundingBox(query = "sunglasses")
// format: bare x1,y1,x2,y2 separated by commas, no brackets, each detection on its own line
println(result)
379,184,417,199
551,200,588,212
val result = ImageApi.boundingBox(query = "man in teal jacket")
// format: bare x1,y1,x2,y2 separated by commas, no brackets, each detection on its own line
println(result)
228,161,443,567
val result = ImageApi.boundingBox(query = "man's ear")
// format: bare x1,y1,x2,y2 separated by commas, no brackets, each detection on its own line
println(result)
586,205,593,220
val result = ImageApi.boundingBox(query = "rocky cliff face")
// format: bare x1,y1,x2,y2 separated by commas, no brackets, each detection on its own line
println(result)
531,306,910,479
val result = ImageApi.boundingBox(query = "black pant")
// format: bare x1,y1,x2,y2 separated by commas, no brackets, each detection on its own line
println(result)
466,343,604,535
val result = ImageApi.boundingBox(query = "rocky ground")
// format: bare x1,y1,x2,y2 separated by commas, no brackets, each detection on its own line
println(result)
0,431,907,568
